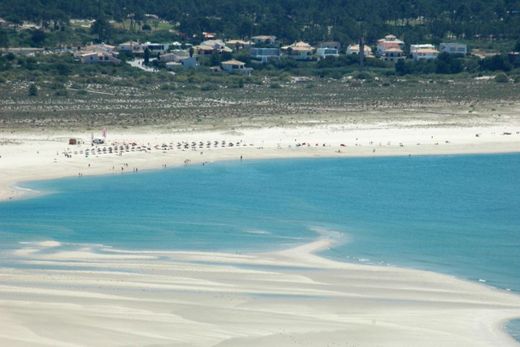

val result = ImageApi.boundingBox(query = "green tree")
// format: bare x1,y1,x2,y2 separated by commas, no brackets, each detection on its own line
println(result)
30,29,46,47
495,72,509,83
56,63,70,76
480,55,512,72
90,17,112,42
395,60,409,75
0,29,9,49
435,53,463,74
515,40,520,52
144,48,150,65
28,83,38,96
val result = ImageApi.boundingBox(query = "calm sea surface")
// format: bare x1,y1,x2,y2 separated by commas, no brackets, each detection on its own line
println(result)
1,154,519,335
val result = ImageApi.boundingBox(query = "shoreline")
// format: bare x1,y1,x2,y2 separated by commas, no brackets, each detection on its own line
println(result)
2,123,520,202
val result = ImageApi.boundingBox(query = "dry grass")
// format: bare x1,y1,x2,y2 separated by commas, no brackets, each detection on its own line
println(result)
0,77,519,130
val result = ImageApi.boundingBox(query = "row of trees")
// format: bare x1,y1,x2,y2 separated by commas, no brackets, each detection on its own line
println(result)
395,52,520,75
1,0,519,44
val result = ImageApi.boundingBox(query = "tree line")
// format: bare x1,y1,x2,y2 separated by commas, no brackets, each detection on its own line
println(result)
0,0,519,44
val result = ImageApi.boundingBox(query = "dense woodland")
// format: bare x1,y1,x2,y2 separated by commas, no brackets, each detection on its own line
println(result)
1,0,520,43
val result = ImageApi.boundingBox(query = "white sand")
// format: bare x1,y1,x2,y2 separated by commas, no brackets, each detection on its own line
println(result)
1,120,520,346
0,236,519,347
1,122,520,201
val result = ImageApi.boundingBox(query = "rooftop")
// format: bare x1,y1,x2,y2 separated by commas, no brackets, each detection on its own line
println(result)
221,59,246,65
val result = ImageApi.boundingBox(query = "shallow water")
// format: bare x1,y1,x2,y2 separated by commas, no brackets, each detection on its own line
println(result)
1,154,520,337
508,319,520,342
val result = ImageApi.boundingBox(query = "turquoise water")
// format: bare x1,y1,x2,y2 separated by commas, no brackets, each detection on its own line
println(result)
1,154,519,293
509,320,520,341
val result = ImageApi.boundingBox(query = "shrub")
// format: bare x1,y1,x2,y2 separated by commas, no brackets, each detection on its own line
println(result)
480,55,512,72
54,88,69,96
200,83,217,91
160,83,177,90
354,71,372,80
28,83,38,96
495,72,509,83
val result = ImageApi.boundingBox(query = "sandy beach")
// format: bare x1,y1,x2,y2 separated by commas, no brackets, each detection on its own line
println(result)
1,120,520,201
1,114,520,346
0,234,519,346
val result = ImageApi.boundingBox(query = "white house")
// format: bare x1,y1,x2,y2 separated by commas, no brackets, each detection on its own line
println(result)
143,42,169,55
318,41,341,50
410,44,439,61
118,41,144,54
410,44,435,52
159,50,190,63
376,34,404,56
440,43,467,55
79,51,121,64
250,47,281,63
165,56,198,69
282,41,315,61
225,39,252,50
221,59,253,75
316,47,339,60
76,43,120,64
83,43,116,53
251,35,277,46
195,40,233,55
346,44,374,57
381,47,405,62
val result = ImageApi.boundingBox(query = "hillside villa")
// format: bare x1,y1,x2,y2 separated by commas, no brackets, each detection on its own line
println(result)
376,35,406,62
440,42,468,55
318,41,341,50
221,59,253,75
410,44,439,61
118,41,144,54
225,39,252,51
376,34,404,54
195,40,233,55
78,50,120,64
159,50,190,63
251,35,277,46
316,47,340,60
75,43,120,64
346,44,374,57
377,34,405,61
144,42,170,55
165,56,198,69
250,47,281,63
282,41,315,60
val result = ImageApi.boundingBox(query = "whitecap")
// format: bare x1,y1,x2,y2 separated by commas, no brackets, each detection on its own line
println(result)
242,229,271,235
